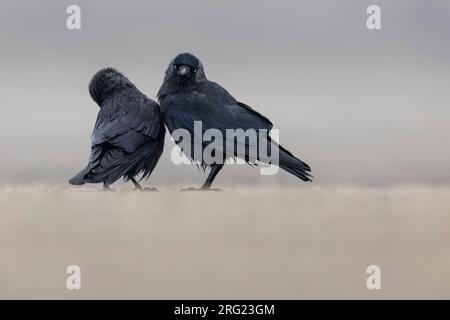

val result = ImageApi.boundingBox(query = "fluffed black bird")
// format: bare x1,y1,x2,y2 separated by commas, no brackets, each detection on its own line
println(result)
157,53,312,189
69,68,165,190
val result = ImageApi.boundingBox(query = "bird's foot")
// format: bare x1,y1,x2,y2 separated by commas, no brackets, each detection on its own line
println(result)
102,187,115,192
138,187,158,192
180,187,223,192
180,187,198,192
102,182,114,191
208,187,223,192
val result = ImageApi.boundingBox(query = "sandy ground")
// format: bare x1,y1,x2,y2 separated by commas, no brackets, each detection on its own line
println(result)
0,185,449,299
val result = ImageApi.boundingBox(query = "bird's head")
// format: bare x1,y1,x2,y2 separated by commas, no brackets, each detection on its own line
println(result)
166,53,206,83
157,53,207,101
89,68,134,106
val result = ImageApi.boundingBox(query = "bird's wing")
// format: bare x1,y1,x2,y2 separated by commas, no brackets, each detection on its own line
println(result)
92,97,162,151
166,81,273,133
163,83,274,164
86,95,164,180
235,101,273,130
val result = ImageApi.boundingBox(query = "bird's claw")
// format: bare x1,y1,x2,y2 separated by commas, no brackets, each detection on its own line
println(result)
141,187,158,192
180,187,223,192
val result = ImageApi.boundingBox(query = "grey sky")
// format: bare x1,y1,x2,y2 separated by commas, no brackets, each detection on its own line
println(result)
0,0,449,186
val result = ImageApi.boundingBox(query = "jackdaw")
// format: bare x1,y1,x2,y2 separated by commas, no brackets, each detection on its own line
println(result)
157,53,312,189
69,68,165,190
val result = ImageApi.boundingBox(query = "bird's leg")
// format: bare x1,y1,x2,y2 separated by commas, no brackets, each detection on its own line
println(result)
180,164,224,191
131,177,143,190
103,181,113,191
201,164,224,190
131,177,158,191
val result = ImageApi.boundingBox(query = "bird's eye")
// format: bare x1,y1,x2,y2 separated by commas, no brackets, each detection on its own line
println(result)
172,65,177,70
193,69,198,73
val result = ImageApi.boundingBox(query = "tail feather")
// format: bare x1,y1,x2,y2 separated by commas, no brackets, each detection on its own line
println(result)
69,168,87,185
278,145,313,182
79,142,161,185
87,150,143,184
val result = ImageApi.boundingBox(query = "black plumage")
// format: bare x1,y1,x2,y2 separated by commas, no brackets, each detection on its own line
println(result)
157,53,312,189
69,68,165,190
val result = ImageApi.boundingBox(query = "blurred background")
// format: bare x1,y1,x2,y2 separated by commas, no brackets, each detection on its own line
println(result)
1,1,450,300
0,0,449,187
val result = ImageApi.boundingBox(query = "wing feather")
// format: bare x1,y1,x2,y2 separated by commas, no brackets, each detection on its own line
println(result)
82,93,164,183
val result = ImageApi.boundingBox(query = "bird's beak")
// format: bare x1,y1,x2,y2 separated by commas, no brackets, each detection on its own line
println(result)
178,65,191,77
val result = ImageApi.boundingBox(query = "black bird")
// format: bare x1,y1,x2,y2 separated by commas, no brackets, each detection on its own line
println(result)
157,53,312,189
69,68,165,190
